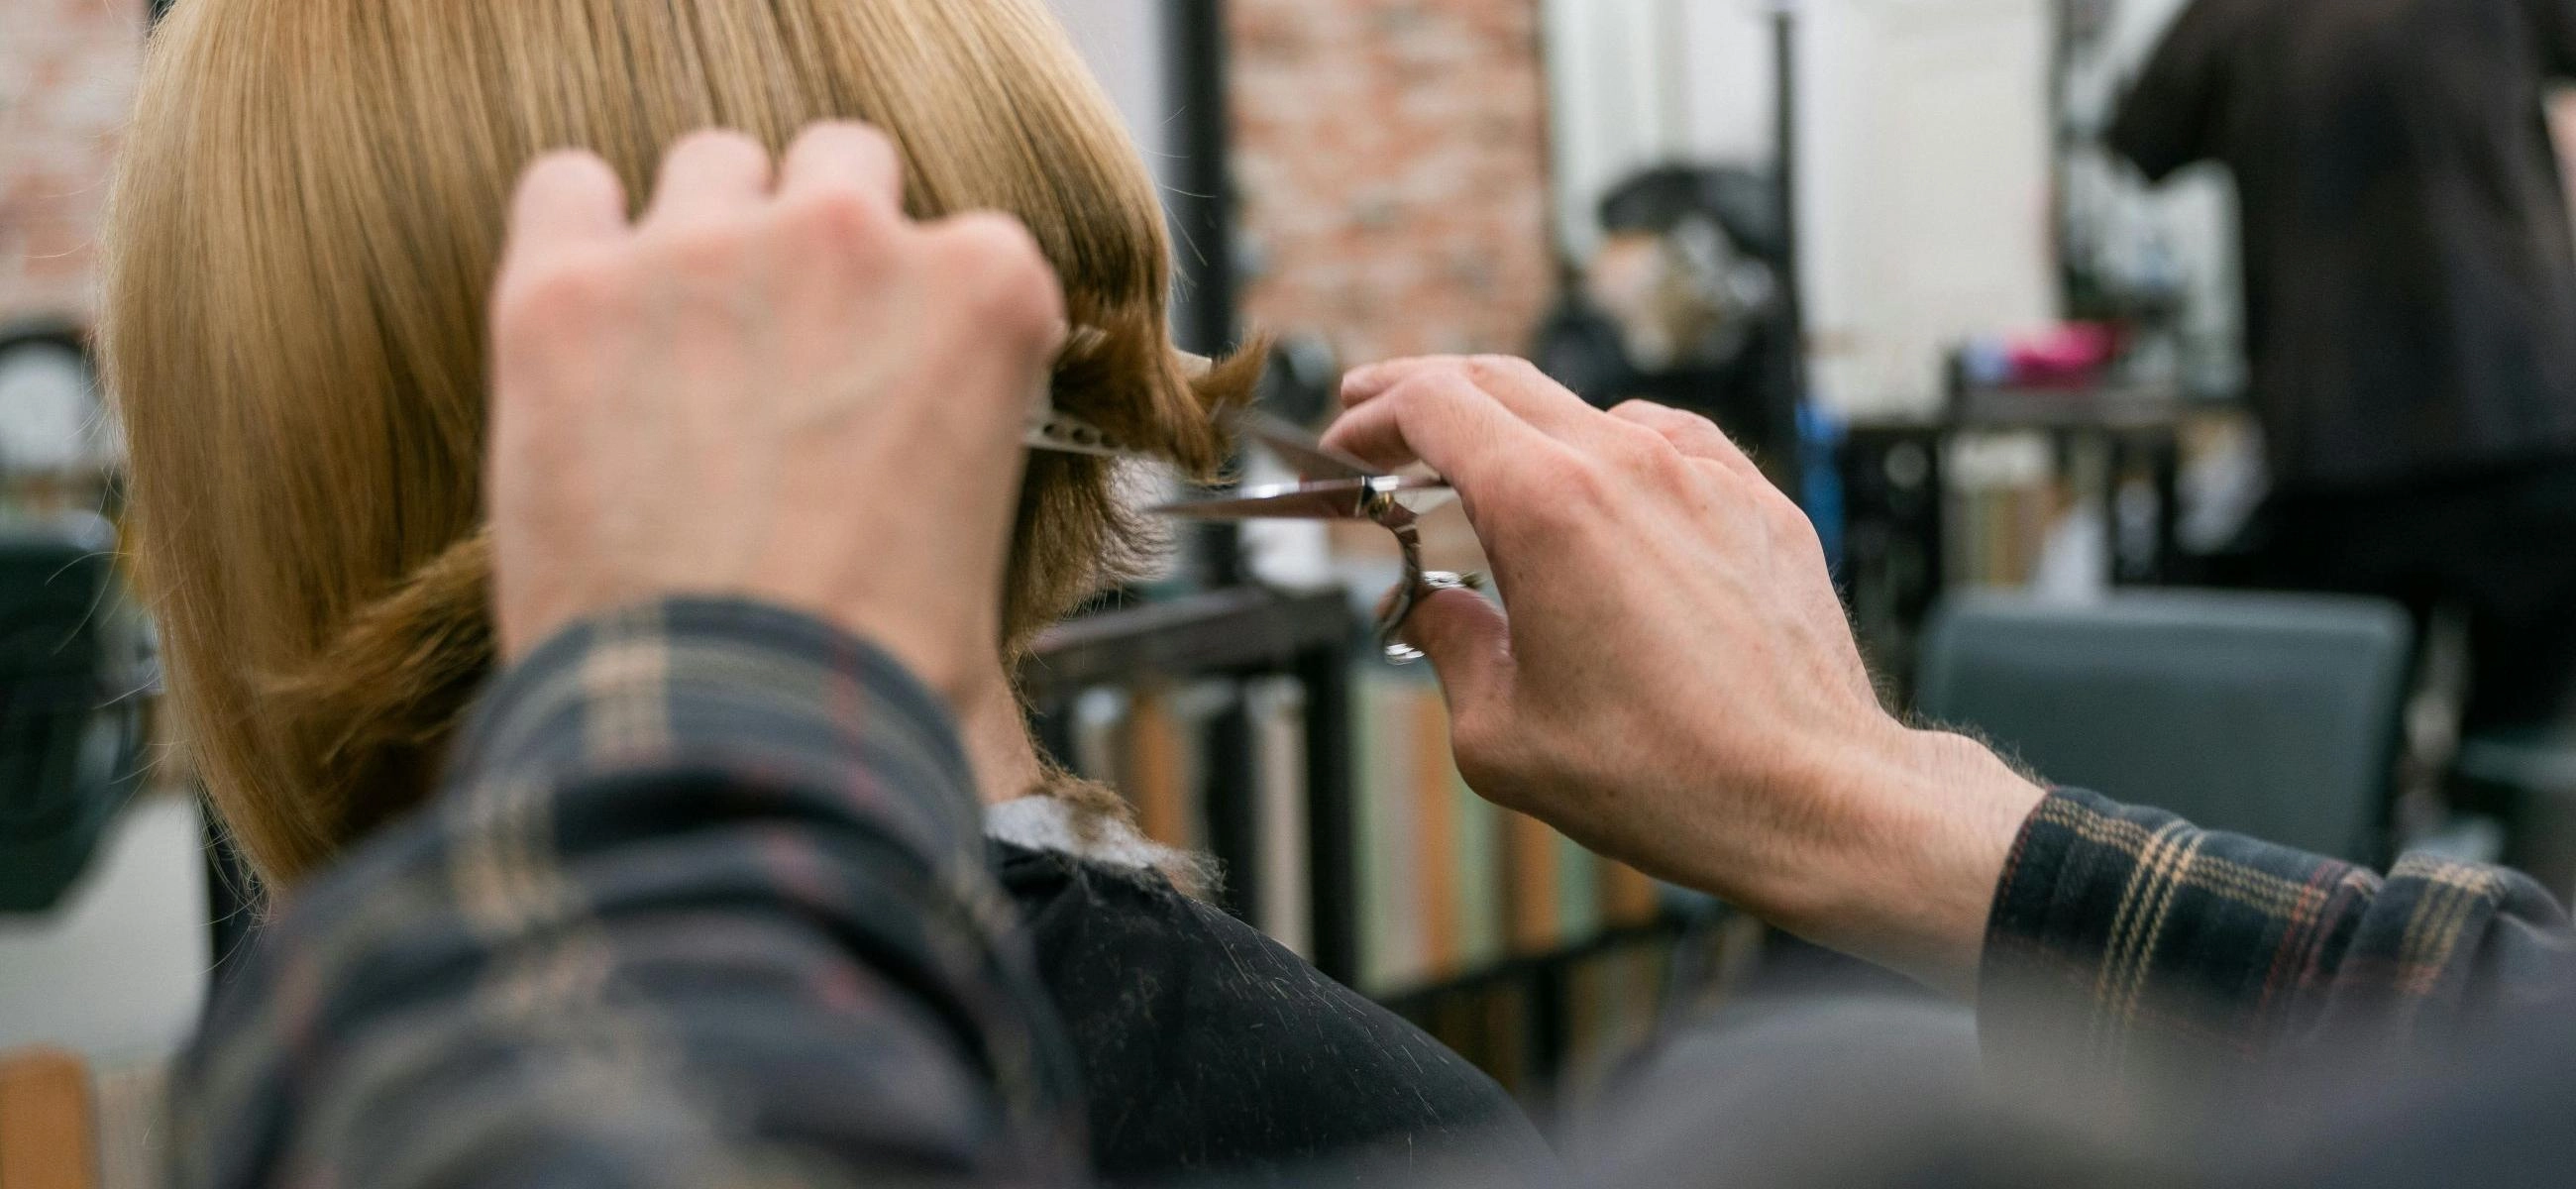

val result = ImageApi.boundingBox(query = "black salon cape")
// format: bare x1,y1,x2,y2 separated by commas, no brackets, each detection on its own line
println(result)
992,841,1555,1186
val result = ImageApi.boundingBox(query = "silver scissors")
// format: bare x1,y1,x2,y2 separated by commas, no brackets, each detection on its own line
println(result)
1164,413,1481,665
1023,348,1481,664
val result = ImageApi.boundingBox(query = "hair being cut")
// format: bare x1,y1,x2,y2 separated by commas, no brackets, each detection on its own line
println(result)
102,0,1260,887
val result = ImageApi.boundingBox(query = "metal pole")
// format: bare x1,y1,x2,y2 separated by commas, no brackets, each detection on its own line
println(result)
1164,0,1247,587
1166,0,1241,358
1297,643,1359,987
1768,0,1809,487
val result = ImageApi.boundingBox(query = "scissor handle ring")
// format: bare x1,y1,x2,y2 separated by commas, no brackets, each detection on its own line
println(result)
1377,571,1485,665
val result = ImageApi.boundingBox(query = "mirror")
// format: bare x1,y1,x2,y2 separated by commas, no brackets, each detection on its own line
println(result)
1542,0,2061,418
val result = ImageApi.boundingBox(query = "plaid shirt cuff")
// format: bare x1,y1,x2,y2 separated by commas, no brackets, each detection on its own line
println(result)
1980,788,2575,1091
1982,787,2370,1082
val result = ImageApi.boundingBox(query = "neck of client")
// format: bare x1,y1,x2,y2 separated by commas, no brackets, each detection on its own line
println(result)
958,665,1046,807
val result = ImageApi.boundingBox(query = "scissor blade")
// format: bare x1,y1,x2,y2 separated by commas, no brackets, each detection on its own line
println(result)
1153,480,1373,521
1151,476,1456,522
1239,411,1380,481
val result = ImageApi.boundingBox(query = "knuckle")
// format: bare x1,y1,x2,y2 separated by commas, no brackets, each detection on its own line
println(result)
1592,413,1669,465
941,211,1043,262
517,150,618,200
1566,459,1620,508
1629,430,1696,486
493,254,616,332
808,119,902,166
1669,406,1724,438
937,214,1062,318
849,124,905,179
1768,487,1820,541
1744,480,1815,543
781,184,891,249
1463,355,1530,386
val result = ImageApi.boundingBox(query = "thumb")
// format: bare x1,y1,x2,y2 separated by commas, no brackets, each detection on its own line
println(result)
1399,587,1515,718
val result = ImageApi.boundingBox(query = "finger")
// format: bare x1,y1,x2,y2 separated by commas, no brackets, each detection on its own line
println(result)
1343,356,1479,404
1400,587,1516,724
504,152,627,263
928,212,1068,365
1319,368,1568,495
644,130,774,225
1342,356,1597,438
1610,400,1766,485
777,120,905,211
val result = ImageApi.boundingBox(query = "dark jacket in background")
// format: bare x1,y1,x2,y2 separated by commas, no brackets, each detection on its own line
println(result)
2112,0,2576,489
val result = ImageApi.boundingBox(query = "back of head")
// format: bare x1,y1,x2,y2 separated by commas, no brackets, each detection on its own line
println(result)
103,0,1258,888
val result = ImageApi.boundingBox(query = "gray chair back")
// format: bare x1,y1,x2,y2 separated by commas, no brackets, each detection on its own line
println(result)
1915,591,2414,862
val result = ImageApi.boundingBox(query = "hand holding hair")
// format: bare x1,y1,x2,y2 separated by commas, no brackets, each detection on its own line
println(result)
484,122,1067,706
1323,357,2047,997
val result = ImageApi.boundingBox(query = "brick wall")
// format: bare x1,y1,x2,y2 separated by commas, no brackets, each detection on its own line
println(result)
0,0,143,324
1230,0,1556,367
2,0,1561,359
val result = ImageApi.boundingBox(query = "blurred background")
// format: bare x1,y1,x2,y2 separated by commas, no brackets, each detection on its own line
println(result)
7,0,2576,1182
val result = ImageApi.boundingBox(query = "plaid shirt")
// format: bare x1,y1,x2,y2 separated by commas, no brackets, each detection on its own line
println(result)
170,599,1088,1189
172,598,2576,1187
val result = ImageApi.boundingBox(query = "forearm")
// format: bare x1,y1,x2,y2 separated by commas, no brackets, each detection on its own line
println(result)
1981,789,2576,1083
1757,727,2050,1000
169,599,1085,1189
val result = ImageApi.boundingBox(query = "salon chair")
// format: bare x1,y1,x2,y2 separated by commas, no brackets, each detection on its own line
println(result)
0,518,149,912
1916,590,2415,863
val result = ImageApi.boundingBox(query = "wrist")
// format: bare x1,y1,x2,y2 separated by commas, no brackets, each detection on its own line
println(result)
1767,722,2048,998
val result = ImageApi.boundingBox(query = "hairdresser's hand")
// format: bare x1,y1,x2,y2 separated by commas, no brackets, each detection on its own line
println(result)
483,124,1063,704
1324,358,2045,997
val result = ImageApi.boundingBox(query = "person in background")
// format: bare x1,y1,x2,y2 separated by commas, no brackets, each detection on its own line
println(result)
1532,165,1791,464
2112,0,2576,731
99,0,1543,1180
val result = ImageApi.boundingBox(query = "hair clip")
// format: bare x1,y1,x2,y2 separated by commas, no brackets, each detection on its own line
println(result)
1020,329,1214,464
1025,405,1154,460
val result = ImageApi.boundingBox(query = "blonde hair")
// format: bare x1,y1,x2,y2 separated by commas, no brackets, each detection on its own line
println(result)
102,0,1260,887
